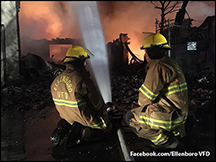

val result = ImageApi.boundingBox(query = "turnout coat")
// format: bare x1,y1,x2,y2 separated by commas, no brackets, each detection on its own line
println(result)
128,56,188,145
51,64,109,131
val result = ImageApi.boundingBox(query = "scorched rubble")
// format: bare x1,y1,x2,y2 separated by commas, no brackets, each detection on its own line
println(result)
1,62,215,160
1,63,215,125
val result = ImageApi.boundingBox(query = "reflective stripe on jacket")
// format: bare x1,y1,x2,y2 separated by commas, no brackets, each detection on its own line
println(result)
134,56,188,138
51,64,107,129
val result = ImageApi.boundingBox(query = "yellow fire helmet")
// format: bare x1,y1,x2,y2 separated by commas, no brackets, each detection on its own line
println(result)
140,33,171,49
63,45,91,63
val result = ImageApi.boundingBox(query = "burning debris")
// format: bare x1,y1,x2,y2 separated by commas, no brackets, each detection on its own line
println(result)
1,48,215,116
1,32,215,161
1,1,215,160
107,33,146,75
1,53,214,124
1,54,215,160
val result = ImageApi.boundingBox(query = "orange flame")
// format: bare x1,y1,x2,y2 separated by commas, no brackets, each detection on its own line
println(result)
19,1,153,62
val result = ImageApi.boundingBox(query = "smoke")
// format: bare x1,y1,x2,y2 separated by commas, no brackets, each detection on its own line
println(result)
19,1,215,58
19,1,81,40
19,1,160,44
19,1,60,39
187,1,215,27
97,1,159,56
98,2,158,40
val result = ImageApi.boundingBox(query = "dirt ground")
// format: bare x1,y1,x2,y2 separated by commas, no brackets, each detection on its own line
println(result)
23,103,125,161
9,96,215,161
24,105,60,161
9,98,215,161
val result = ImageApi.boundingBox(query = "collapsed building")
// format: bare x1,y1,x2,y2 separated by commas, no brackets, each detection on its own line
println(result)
1,1,215,88
165,15,215,76
1,1,215,161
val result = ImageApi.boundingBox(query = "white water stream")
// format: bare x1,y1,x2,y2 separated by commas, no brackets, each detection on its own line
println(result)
71,1,112,103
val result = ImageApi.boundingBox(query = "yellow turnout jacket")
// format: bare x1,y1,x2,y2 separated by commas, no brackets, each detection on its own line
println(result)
50,64,108,130
130,56,188,145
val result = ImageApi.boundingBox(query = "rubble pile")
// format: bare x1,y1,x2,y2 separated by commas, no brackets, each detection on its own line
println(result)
186,73,214,113
110,72,144,112
110,70,215,144
1,55,215,135
1,62,64,113
110,71,215,160
1,62,214,123
185,72,215,134
1,60,215,160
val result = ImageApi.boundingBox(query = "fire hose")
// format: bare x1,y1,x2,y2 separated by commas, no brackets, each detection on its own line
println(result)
117,128,135,161
106,102,135,161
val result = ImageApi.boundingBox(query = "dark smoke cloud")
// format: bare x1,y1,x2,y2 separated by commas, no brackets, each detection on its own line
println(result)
19,1,215,41
52,1,81,39
55,1,68,15
19,1,214,59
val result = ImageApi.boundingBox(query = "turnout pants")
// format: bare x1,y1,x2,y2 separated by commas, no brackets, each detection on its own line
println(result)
125,105,186,146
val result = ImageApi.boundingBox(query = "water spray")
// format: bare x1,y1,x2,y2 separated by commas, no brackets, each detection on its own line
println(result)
71,1,111,103
71,2,134,161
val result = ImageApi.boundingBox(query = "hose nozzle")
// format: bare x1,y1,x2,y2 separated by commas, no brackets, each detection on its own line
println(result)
106,102,114,120
106,102,113,112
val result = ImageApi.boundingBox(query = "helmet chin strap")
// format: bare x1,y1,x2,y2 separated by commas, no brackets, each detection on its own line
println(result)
64,55,89,61
150,43,168,48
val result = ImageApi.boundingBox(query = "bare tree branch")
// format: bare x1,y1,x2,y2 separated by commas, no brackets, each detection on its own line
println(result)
150,1,158,7
167,9,181,14
164,1,171,9
165,1,182,10
147,1,184,32
164,1,181,16
155,6,162,9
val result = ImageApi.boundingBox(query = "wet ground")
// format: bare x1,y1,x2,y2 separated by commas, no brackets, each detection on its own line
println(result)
1,67,215,161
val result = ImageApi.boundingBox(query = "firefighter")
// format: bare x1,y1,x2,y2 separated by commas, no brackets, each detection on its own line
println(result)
124,33,188,150
50,45,112,150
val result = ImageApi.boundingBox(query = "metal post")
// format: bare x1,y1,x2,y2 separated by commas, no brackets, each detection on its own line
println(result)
1,24,7,87
16,1,22,75
168,19,171,57
155,18,158,33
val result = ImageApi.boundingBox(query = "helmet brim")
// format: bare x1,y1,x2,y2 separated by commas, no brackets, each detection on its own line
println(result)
63,55,90,63
140,44,171,50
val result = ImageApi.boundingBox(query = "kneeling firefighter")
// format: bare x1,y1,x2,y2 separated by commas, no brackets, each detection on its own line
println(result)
50,45,112,150
124,33,188,150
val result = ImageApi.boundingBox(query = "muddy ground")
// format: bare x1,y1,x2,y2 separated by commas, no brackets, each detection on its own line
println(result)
1,64,215,161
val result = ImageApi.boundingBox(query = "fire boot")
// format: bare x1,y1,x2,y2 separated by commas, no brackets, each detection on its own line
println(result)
51,119,71,147
150,133,180,150
63,121,84,150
